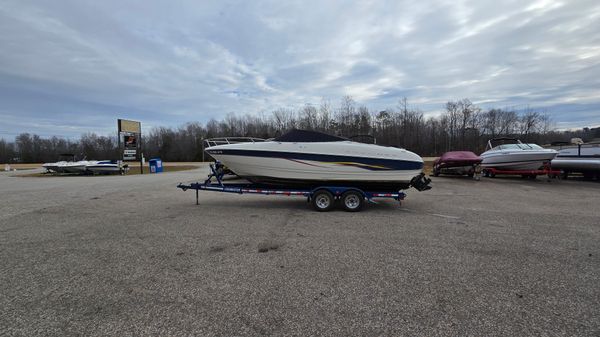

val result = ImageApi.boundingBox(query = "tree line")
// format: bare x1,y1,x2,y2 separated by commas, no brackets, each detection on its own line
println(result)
1,96,599,163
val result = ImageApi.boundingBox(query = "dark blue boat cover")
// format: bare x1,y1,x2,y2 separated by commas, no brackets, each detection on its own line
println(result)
274,129,346,142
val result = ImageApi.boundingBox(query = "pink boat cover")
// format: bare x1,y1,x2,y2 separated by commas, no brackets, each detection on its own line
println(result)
434,151,482,165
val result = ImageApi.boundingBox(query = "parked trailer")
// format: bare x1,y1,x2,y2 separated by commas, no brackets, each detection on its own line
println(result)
177,163,408,212
482,163,561,180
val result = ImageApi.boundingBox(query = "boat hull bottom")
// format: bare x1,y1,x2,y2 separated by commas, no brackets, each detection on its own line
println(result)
551,158,600,171
481,160,548,171
242,175,412,192
86,167,122,174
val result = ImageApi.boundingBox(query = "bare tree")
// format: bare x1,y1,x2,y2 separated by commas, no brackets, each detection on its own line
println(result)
1,95,570,162
337,95,356,135
519,108,540,141
298,104,318,130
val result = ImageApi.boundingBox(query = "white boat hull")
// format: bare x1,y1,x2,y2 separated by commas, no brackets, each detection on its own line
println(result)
61,165,88,173
43,161,68,173
86,165,121,174
42,164,60,173
214,154,423,182
481,151,557,170
207,140,424,191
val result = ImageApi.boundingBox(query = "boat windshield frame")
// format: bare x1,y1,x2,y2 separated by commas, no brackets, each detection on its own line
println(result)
204,137,265,148
490,143,544,151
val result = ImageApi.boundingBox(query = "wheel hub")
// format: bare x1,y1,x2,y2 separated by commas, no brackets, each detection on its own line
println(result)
345,195,360,209
316,196,330,208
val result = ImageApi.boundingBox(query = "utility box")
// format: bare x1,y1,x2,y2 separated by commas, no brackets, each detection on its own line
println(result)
148,158,163,173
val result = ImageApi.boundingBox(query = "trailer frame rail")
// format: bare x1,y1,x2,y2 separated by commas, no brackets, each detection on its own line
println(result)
177,162,408,211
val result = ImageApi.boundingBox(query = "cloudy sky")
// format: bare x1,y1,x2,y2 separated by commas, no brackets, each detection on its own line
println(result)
0,0,599,139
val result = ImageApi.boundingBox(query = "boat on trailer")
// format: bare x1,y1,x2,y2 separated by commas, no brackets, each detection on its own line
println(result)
204,129,431,192
433,151,482,177
480,137,557,171
180,130,431,212
178,162,410,212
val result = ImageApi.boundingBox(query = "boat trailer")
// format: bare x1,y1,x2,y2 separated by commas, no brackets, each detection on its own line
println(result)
482,163,561,180
176,162,417,212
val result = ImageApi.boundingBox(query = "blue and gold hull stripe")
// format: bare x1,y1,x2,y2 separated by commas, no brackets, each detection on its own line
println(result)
206,149,423,171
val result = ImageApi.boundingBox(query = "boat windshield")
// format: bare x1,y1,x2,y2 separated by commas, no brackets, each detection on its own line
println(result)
494,143,543,150
273,129,346,142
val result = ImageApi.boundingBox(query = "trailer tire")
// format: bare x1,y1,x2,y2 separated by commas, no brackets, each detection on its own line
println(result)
341,191,364,212
312,190,335,212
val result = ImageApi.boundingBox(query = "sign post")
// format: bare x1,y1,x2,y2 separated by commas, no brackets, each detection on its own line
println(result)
118,119,142,174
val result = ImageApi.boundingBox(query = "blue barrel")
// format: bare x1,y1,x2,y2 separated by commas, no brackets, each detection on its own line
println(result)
148,158,163,173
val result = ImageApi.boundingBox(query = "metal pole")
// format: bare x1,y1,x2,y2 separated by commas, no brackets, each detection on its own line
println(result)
139,131,144,174
117,120,121,162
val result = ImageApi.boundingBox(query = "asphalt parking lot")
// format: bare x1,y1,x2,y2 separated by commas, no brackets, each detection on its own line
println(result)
1,166,599,336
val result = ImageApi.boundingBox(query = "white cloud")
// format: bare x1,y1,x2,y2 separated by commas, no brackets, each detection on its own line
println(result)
0,0,599,138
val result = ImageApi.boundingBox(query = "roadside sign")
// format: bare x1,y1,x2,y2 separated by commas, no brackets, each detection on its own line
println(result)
118,119,141,133
118,119,142,162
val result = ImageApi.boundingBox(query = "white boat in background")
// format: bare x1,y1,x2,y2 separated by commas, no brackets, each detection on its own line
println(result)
42,161,66,173
85,161,127,175
205,129,431,192
43,154,78,173
61,160,97,173
480,138,557,171
43,155,126,175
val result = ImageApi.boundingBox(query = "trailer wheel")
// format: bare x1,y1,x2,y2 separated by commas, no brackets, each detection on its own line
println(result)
341,191,364,212
312,190,334,212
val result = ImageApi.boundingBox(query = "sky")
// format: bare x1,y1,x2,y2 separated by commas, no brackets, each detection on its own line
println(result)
0,0,599,139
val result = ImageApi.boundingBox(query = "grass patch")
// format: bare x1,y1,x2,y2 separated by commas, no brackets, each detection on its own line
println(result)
423,159,434,175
